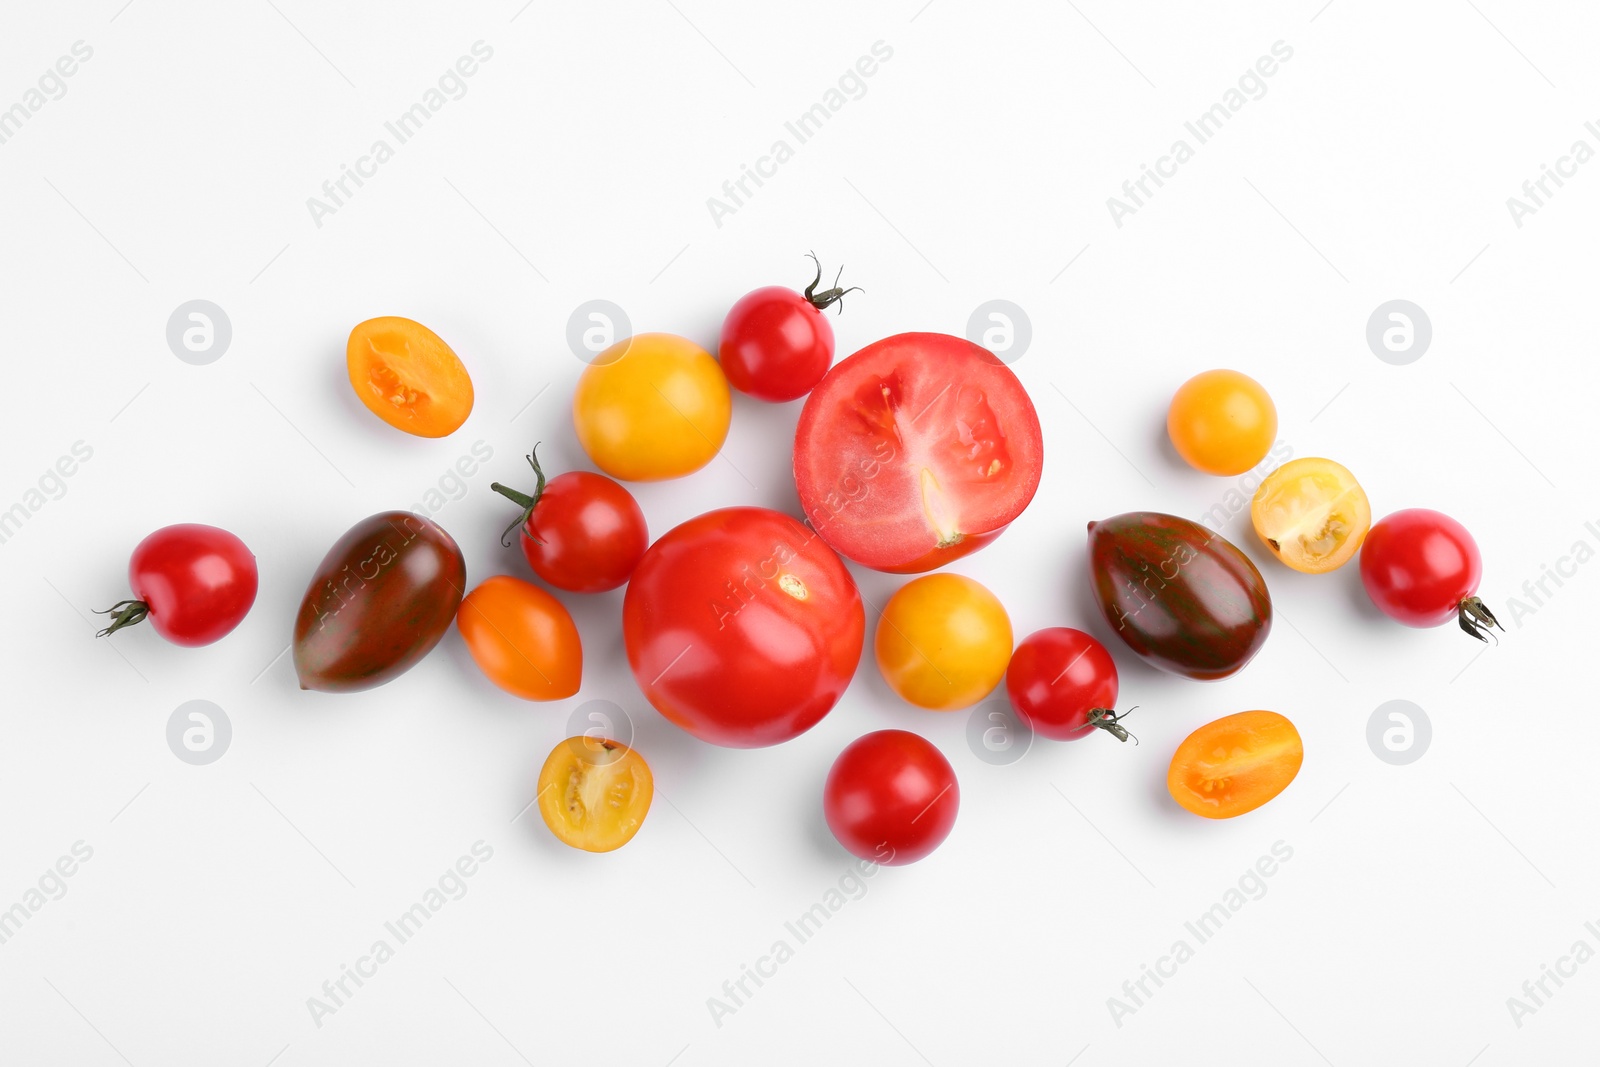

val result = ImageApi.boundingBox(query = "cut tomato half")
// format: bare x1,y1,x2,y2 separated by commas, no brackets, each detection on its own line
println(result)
536,737,654,852
1250,457,1371,574
347,316,474,438
793,333,1043,573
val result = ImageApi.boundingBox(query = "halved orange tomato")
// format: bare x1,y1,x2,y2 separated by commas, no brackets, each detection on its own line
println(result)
347,316,474,438
1167,710,1303,819
1250,457,1371,573
536,737,653,852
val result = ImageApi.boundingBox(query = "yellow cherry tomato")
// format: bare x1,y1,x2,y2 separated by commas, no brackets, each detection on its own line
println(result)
572,333,731,481
1166,369,1276,476
537,736,654,852
875,574,1013,711
1250,457,1371,573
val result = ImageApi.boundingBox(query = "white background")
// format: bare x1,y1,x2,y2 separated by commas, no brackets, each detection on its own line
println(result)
1,1,1596,1064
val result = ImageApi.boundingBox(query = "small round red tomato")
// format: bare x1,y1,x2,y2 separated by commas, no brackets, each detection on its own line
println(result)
824,730,959,866
794,332,1044,573
622,507,864,748
1005,627,1132,742
1360,508,1501,640
492,446,648,593
98,524,258,646
719,254,859,402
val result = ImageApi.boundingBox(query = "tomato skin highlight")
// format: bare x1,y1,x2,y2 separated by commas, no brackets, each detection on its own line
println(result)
1005,627,1120,741
109,524,258,646
521,471,648,593
823,730,959,865
293,512,467,693
347,316,474,438
719,285,834,402
793,332,1044,573
1087,512,1272,681
623,507,865,748
1360,508,1485,628
1167,710,1303,819
457,576,582,700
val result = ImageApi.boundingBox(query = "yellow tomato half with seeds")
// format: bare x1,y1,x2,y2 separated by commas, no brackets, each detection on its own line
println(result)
572,333,731,481
537,737,654,852
347,317,474,437
1250,457,1371,573
1167,710,1303,819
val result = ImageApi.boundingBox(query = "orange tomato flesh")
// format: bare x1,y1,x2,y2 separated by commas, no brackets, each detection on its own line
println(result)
537,738,653,852
1251,457,1371,573
1167,710,1303,819
347,316,474,438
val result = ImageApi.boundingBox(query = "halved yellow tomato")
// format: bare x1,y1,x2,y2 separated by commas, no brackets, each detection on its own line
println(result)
1168,710,1303,819
1250,457,1371,573
536,737,653,852
347,317,474,437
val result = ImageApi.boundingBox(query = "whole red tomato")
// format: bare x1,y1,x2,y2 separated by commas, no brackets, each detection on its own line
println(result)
718,254,859,402
622,507,864,748
492,446,648,593
1360,508,1500,640
97,523,258,646
793,332,1044,573
1005,627,1133,742
824,730,959,866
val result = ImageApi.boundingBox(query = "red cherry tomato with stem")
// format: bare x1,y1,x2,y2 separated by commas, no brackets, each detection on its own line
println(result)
718,253,861,403
823,730,959,866
1360,508,1501,640
1005,627,1136,742
97,523,258,646
492,445,648,593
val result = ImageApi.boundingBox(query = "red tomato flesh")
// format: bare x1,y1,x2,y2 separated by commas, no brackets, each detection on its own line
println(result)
793,333,1043,573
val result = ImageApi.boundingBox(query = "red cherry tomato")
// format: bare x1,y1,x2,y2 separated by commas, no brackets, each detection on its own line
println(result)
492,447,648,593
1360,508,1501,640
97,524,258,646
718,254,859,402
823,730,959,866
622,506,865,748
1005,627,1133,742
794,332,1044,573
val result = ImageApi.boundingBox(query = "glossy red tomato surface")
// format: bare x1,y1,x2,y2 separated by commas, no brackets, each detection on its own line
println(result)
1005,627,1125,742
495,453,648,593
622,507,865,748
824,730,959,865
1360,508,1497,636
793,332,1044,573
719,287,835,402
99,524,258,646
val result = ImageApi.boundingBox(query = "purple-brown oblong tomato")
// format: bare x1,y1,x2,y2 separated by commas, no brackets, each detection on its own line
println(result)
623,507,865,748
1087,512,1271,681
294,511,467,692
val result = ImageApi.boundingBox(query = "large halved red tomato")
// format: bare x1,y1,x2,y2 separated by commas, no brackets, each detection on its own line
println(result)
793,333,1043,573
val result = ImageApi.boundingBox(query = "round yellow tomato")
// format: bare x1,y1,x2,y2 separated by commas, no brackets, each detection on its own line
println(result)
572,333,731,481
537,736,653,852
1251,457,1371,573
1167,369,1276,476
875,574,1013,711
